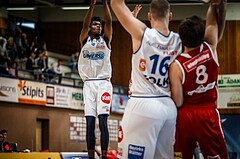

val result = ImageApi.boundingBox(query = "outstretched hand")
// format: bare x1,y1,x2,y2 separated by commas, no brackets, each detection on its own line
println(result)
132,4,142,18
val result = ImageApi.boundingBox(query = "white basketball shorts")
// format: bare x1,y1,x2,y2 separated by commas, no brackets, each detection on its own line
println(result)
83,80,113,117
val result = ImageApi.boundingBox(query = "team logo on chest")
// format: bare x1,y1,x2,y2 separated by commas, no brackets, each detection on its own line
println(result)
183,49,212,72
82,50,104,60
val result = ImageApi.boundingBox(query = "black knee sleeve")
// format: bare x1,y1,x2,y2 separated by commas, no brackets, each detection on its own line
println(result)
85,116,96,150
98,114,109,151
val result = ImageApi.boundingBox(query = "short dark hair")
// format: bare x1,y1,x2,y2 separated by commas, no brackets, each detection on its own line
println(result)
179,16,205,48
1,129,8,134
91,16,102,24
150,0,170,20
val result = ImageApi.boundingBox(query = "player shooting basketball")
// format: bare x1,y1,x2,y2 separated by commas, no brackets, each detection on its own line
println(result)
78,0,113,158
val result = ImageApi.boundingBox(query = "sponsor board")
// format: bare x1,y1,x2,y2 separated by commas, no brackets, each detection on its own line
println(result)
111,94,128,114
0,77,18,102
71,87,84,110
221,115,240,158
70,115,118,143
18,80,46,105
0,77,128,112
218,74,240,108
46,85,84,110
48,85,71,108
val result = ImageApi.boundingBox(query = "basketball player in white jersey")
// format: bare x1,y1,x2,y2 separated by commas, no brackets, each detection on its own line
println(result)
111,0,182,158
77,0,112,159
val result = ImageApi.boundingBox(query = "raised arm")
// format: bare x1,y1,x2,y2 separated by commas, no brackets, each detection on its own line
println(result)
216,0,227,41
111,0,146,52
102,0,113,47
79,0,96,47
204,0,227,51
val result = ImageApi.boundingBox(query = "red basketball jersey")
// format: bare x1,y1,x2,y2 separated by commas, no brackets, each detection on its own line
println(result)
175,42,218,105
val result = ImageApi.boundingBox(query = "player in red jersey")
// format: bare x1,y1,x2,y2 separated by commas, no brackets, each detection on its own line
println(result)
169,0,229,158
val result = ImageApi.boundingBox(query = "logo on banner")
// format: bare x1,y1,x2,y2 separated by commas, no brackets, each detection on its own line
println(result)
0,86,16,97
46,86,54,105
18,80,44,98
18,80,46,105
18,80,26,91
128,144,145,159
0,91,7,97
72,92,83,101
0,78,18,103
101,92,111,104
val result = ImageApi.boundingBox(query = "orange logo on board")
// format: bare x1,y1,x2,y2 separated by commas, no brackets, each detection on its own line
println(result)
18,80,26,91
139,58,146,71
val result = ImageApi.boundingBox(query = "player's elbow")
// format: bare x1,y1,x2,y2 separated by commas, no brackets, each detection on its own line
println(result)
175,100,183,107
172,96,183,107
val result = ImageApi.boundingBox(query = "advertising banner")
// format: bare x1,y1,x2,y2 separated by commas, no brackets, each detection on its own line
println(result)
111,94,128,114
71,87,84,110
46,85,84,110
61,152,88,159
69,115,119,143
0,77,127,112
0,77,18,103
46,85,71,109
18,80,46,105
218,74,240,108
221,115,240,159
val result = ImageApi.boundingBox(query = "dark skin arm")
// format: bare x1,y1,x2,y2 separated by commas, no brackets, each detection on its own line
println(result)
204,0,227,52
79,0,96,47
102,0,113,49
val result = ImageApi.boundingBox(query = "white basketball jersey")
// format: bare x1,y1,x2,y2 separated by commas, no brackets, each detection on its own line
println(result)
78,36,112,81
130,28,182,97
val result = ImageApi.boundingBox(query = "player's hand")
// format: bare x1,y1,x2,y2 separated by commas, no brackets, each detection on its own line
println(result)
132,4,142,18
91,0,97,5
